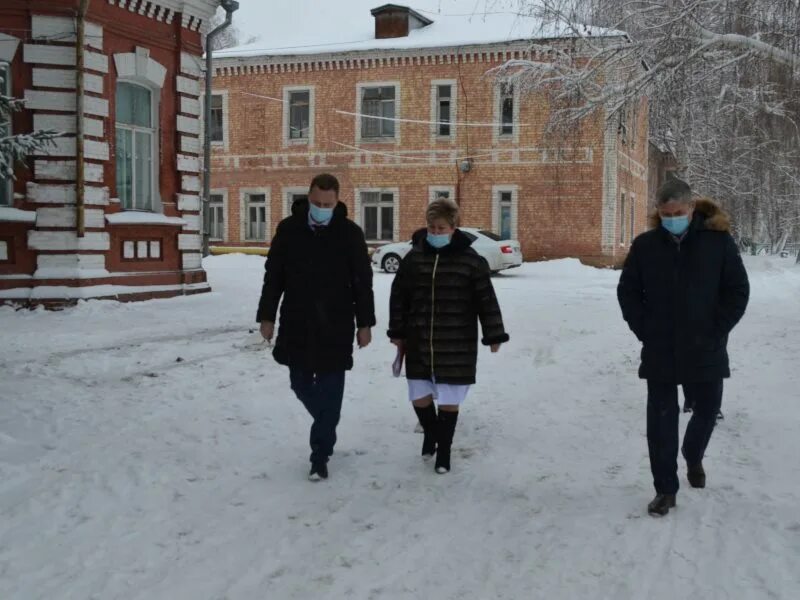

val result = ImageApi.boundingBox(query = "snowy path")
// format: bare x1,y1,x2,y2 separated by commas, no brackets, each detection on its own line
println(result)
1,256,799,599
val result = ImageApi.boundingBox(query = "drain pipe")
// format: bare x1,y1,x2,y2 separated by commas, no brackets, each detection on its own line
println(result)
75,0,90,237
202,0,239,257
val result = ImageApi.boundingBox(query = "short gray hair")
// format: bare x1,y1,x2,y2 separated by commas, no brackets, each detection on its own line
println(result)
656,178,693,205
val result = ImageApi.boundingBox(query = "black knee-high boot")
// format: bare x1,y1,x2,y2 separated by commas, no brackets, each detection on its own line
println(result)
413,403,437,459
435,411,459,474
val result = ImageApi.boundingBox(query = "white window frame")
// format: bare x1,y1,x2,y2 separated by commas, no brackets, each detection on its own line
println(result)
619,191,627,244
282,86,315,147
430,79,457,142
493,81,520,144
0,61,12,206
356,81,401,145
115,78,161,212
354,187,400,242
428,185,456,204
281,185,309,218
491,185,519,240
629,192,636,242
209,89,229,150
208,188,228,242
240,187,271,243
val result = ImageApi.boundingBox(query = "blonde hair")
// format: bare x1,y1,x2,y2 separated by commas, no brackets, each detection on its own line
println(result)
426,197,460,227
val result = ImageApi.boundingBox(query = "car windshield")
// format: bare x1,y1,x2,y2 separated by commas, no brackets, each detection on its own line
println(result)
478,230,502,241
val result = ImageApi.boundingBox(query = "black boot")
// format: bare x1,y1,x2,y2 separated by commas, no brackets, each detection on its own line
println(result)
435,410,459,474
413,403,437,459
687,461,706,488
647,493,676,516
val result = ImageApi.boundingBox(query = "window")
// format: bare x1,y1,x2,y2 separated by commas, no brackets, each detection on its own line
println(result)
282,186,308,218
492,186,518,240
428,186,455,203
0,62,11,206
630,194,636,241
246,193,267,241
210,94,223,143
436,84,452,137
209,193,225,241
289,90,310,140
498,191,513,240
620,193,627,244
116,81,155,211
500,82,514,136
361,191,395,241
361,86,396,139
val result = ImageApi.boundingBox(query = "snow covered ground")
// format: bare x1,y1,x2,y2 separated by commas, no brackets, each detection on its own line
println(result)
1,254,799,599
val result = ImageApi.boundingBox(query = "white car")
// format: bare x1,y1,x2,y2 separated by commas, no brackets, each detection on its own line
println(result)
372,228,522,274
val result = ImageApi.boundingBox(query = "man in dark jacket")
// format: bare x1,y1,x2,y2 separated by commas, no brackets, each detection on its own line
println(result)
257,174,375,481
618,179,749,516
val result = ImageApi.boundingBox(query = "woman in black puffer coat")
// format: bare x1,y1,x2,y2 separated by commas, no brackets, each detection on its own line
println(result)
388,198,509,474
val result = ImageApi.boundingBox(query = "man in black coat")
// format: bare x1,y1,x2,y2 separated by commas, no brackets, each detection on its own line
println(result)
257,174,375,481
618,179,749,516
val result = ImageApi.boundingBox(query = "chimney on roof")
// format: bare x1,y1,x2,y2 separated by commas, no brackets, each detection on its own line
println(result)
371,4,433,39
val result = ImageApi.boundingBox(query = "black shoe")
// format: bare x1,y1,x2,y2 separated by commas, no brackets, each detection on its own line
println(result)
687,462,706,488
435,410,459,474
648,493,676,516
413,403,437,459
308,462,328,481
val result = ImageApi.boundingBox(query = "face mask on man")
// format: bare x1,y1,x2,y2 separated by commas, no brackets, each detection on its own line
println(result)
309,203,334,226
427,233,451,249
661,215,690,236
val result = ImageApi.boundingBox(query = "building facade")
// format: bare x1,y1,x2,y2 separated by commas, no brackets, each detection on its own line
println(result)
209,4,649,266
0,0,220,306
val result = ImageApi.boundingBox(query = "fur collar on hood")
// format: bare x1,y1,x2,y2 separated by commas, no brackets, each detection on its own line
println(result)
648,197,731,233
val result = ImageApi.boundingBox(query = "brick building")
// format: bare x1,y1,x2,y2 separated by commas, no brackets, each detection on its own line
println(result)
0,0,221,306
210,3,649,265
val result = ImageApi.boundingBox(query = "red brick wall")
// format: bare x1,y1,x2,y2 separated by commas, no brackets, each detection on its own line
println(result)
211,51,648,264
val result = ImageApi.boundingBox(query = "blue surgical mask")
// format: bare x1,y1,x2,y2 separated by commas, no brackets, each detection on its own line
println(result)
661,215,690,236
427,233,451,249
309,203,334,226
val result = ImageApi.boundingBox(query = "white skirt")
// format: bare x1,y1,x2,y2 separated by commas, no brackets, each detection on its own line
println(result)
407,379,471,406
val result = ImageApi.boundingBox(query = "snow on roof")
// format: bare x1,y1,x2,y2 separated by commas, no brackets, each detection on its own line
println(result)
215,0,624,60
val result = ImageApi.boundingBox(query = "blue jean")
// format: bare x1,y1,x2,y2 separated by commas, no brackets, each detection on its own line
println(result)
290,368,346,464
647,379,724,494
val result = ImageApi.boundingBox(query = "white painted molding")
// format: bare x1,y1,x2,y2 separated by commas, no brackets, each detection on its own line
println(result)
176,75,201,97
106,212,186,226
180,52,203,77
180,135,201,154
35,160,104,183
491,185,519,240
0,207,37,224
177,194,201,211
181,175,201,192
114,48,167,88
182,214,201,232
85,141,110,161
355,81,401,145
86,51,109,74
28,231,110,251
428,185,456,203
178,234,202,250
36,254,107,276
26,183,109,206
34,113,104,138
0,33,20,63
180,96,201,116
177,115,200,135
182,253,203,270
36,207,104,228
24,44,76,66
177,155,200,173
0,241,7,261
282,85,315,148
24,90,108,118
31,15,103,50
429,79,458,142
32,69,104,94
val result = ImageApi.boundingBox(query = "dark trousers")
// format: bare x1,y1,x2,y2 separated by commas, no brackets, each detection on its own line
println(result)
290,368,346,464
646,379,723,494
